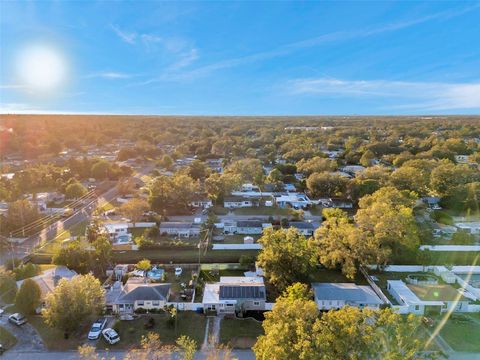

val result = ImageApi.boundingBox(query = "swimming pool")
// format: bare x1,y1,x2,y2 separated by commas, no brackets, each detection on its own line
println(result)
147,266,165,280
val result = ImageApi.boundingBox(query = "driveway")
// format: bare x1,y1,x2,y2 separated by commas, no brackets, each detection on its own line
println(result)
0,314,45,353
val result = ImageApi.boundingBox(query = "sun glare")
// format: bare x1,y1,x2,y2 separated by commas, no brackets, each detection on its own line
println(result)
16,44,68,93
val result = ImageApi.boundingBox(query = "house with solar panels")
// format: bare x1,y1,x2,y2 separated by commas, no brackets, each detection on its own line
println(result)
202,276,266,315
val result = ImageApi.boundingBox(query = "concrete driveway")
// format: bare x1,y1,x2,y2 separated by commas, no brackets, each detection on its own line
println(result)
0,313,45,353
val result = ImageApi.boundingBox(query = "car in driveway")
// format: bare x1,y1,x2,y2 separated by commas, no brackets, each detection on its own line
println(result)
102,328,120,345
175,267,183,277
88,317,107,340
8,313,27,326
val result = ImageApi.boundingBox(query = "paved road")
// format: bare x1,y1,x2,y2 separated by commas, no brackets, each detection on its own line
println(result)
0,164,155,266
0,315,45,352
1,350,255,360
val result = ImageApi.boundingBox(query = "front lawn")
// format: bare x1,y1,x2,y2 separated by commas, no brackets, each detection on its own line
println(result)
439,314,480,352
220,317,264,349
28,315,88,350
98,312,206,349
0,326,17,350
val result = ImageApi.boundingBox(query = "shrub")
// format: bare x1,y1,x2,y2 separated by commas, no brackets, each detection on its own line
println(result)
112,320,121,332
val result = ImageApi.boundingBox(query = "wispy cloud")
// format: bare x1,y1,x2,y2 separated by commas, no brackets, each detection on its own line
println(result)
86,72,134,80
286,77,480,111
111,24,137,44
138,3,479,83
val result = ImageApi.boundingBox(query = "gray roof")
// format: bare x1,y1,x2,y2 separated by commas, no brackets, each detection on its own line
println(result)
237,220,263,228
289,221,314,230
160,222,192,229
312,283,383,304
117,284,170,303
219,285,266,300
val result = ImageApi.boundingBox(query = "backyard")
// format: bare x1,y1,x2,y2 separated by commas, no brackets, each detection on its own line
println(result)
438,313,480,352
233,206,291,216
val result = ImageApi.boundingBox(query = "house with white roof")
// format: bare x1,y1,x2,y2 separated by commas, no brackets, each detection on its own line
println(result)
159,221,201,237
274,193,311,209
387,280,470,315
312,283,384,310
202,276,266,315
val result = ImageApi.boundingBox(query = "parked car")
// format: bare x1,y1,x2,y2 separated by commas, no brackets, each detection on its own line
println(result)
102,328,120,345
175,267,183,277
8,313,26,326
0,343,4,355
88,317,107,340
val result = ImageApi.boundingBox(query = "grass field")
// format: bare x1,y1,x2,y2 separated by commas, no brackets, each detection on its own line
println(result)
28,316,89,350
97,313,206,349
220,318,264,348
33,220,89,257
0,326,17,350
439,313,480,352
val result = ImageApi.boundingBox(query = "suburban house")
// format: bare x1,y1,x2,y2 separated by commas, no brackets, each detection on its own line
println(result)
236,220,271,235
315,197,353,209
16,266,77,306
340,165,366,177
422,197,442,210
106,277,171,314
189,195,213,209
289,221,316,236
202,276,267,315
387,280,470,315
312,283,384,310
274,193,311,209
159,221,201,237
205,158,224,173
102,223,129,241
224,196,256,209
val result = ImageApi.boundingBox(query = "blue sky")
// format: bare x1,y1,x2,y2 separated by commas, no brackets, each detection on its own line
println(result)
1,1,480,115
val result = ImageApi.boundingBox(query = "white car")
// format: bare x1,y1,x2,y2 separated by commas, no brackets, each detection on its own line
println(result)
88,317,107,340
175,267,183,277
102,328,120,345
8,313,26,326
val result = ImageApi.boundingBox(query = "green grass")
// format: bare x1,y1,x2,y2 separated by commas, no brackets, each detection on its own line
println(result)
211,206,229,216
308,268,368,285
431,210,454,226
28,315,89,350
34,220,88,256
0,326,17,350
233,206,291,216
98,313,206,349
220,318,264,349
439,314,480,352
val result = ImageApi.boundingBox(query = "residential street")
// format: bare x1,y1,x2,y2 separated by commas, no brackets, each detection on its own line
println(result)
1,350,256,359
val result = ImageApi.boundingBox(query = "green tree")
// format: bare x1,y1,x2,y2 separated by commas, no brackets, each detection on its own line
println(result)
225,158,264,185
4,200,40,235
0,270,17,303
188,160,208,180
43,274,105,335
296,157,337,176
65,181,88,199
119,198,149,225
359,149,376,167
92,235,112,273
91,160,110,180
52,240,92,274
306,172,348,198
313,209,375,279
177,335,197,360
257,228,316,293
136,258,151,272
15,278,42,314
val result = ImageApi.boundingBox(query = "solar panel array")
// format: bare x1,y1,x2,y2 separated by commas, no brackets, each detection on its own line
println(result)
219,285,265,299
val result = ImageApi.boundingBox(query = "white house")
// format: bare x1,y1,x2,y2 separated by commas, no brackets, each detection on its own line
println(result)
103,223,129,241
274,193,311,209
387,280,470,315
312,283,384,310
202,276,266,315
159,222,201,237
289,221,316,236
224,196,255,209
236,220,271,235
106,277,171,314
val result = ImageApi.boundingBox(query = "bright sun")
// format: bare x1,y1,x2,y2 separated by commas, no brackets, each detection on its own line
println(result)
16,44,68,93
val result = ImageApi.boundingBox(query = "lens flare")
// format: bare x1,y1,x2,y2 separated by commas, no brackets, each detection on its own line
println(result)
16,44,68,93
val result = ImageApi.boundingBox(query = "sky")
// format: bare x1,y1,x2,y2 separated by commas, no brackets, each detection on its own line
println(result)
1,1,480,115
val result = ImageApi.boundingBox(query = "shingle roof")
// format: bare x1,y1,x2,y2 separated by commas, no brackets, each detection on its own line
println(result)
289,221,314,230
117,283,170,303
312,283,383,304
237,220,263,228
160,222,192,229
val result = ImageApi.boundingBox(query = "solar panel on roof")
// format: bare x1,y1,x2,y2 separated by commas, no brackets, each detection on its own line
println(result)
219,285,265,299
